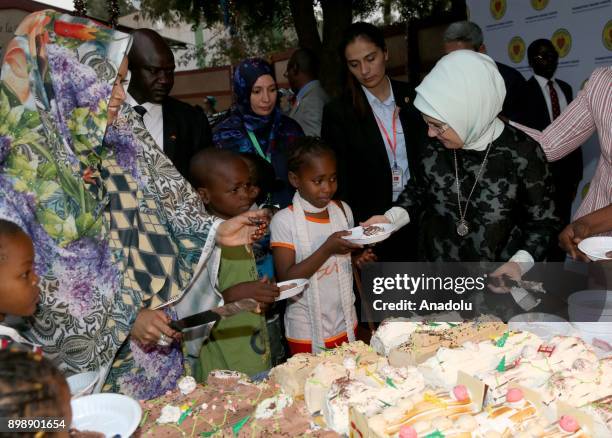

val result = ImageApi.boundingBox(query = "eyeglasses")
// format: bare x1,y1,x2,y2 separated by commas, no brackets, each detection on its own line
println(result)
423,118,449,135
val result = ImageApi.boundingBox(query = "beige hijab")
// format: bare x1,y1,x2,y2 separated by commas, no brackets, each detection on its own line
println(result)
414,50,506,151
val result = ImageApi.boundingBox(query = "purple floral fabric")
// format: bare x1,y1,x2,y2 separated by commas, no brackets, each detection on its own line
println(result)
0,11,218,400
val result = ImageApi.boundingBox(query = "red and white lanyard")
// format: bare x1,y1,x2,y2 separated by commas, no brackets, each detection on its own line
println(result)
373,106,400,167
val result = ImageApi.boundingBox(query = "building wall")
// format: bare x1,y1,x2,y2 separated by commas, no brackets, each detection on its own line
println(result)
172,26,409,111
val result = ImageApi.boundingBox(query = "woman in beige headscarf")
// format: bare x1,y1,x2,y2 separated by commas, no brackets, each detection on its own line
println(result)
365,50,559,287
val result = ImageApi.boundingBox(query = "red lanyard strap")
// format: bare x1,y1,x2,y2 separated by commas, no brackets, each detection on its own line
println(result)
373,107,400,161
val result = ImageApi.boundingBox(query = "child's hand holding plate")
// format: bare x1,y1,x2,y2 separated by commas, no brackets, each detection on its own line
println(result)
341,223,395,245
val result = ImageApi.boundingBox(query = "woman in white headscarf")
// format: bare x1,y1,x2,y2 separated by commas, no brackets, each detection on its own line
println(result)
365,50,559,285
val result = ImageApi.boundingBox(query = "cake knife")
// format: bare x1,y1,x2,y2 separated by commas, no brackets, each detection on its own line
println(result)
170,298,260,330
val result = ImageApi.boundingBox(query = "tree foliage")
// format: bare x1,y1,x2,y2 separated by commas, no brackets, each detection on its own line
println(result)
86,0,137,23
137,0,461,93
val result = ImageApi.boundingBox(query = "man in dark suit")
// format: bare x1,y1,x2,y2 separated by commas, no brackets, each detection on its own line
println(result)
127,29,212,178
443,21,526,121
516,39,583,261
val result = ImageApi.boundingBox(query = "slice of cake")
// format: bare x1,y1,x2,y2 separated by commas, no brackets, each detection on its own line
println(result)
417,330,542,390
269,353,325,397
138,373,275,437
270,341,376,398
237,393,341,437
475,336,599,406
584,395,611,434
370,314,462,357
349,388,479,438
305,362,350,415
387,315,507,367
546,356,611,408
323,377,384,435
475,388,592,438
323,364,426,436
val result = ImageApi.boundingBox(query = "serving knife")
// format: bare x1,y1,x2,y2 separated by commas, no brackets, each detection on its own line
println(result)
170,298,260,331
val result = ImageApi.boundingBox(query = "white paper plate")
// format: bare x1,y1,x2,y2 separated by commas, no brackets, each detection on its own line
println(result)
67,371,99,398
577,236,612,261
342,223,395,245
508,313,572,339
71,393,141,437
568,290,612,315
276,279,309,301
570,322,612,349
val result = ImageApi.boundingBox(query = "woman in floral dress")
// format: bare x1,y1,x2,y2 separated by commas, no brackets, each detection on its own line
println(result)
0,11,266,399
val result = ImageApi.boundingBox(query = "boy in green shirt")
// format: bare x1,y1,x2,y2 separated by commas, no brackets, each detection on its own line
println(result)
189,149,279,380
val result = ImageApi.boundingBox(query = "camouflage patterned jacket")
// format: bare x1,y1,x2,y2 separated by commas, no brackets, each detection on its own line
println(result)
395,124,560,262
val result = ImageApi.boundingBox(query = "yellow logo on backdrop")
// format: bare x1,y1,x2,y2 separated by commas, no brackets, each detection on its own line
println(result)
531,0,549,11
552,28,572,58
490,0,506,20
508,36,526,64
603,19,612,51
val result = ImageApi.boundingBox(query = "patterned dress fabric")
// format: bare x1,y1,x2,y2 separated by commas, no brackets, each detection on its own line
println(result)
395,125,560,262
212,58,303,207
0,11,218,399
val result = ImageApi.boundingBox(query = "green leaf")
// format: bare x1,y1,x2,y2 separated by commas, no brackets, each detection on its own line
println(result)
13,129,42,146
75,212,96,234
201,428,219,437
232,415,250,436
6,106,24,129
424,431,445,438
38,162,57,179
177,407,192,425
0,90,10,119
496,356,506,373
7,153,36,181
495,332,509,348
385,377,397,389
23,109,40,129
37,209,65,239
35,180,60,201
54,164,83,202
61,215,78,242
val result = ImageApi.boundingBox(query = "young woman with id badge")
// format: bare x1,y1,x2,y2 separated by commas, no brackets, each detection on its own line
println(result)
321,22,425,261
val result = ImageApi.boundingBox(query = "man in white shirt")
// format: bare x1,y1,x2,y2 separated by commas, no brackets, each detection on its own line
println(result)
127,29,212,178
517,38,582,261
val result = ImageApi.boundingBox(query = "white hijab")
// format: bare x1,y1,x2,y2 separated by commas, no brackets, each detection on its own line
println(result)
414,50,506,151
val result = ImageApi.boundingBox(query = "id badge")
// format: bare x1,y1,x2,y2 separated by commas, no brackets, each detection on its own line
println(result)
391,165,403,192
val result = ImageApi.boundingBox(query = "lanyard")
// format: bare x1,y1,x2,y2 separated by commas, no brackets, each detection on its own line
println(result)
373,107,400,165
247,130,271,163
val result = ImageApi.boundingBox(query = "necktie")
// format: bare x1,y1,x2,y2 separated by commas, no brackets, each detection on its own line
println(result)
547,80,560,120
133,105,147,119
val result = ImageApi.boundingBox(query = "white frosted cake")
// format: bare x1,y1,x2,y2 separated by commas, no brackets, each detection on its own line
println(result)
475,335,599,405
322,363,426,436
349,388,479,438
387,315,507,367
270,341,377,398
370,313,464,356
417,330,542,390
